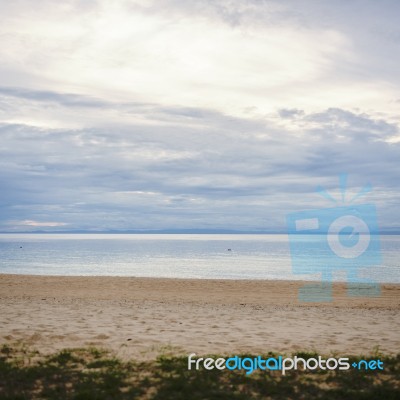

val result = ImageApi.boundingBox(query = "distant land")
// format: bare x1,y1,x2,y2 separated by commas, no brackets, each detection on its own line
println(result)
1,229,400,234
0,229,278,234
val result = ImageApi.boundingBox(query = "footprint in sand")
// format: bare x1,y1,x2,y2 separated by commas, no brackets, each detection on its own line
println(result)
94,334,110,339
29,333,42,341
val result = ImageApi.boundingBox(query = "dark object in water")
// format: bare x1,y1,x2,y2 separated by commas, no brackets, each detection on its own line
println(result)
227,248,232,251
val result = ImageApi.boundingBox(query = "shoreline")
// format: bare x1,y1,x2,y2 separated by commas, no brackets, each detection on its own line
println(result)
1,274,399,358
1,274,399,308
1,272,398,283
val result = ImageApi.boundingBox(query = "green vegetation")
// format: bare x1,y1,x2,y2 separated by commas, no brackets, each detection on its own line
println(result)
0,344,399,399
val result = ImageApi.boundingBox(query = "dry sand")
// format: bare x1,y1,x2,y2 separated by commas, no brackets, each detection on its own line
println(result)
0,274,399,359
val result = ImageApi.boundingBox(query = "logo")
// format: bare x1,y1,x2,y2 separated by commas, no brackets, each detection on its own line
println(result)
188,354,384,375
286,174,381,302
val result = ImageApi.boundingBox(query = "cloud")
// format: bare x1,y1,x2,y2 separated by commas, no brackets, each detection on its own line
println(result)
13,220,68,227
0,103,399,231
2,0,398,119
0,86,110,108
278,108,305,119
0,1,399,231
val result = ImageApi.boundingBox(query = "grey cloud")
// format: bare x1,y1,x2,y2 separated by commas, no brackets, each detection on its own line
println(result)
1,102,399,231
0,87,264,134
306,108,398,136
278,108,305,119
277,108,400,143
0,86,125,109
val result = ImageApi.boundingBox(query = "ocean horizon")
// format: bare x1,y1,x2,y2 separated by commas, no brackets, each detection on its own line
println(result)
0,233,398,283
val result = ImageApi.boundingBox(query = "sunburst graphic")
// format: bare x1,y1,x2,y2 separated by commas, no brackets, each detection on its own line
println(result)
316,173,372,205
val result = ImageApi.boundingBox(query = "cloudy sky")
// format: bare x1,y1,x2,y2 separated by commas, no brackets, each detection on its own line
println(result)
1,0,399,232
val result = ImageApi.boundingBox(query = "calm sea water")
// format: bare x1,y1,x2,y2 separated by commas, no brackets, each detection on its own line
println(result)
0,234,399,282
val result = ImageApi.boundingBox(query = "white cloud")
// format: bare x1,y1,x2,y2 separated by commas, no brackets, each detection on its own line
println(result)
1,0,398,123
9,220,68,227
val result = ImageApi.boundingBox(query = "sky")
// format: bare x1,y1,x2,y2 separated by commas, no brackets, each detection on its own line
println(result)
0,0,399,232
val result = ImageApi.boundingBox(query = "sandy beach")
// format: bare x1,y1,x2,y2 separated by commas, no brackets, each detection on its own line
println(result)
1,274,399,359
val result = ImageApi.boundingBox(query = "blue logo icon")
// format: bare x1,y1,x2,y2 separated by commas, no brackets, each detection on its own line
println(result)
286,175,381,302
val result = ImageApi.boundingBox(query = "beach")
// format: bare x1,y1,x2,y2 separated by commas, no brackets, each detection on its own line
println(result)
1,274,399,359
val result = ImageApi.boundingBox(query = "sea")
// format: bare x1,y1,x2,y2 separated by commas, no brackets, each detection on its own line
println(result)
0,234,399,282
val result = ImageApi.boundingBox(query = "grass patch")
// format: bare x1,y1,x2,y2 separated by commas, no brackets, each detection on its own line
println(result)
0,344,399,399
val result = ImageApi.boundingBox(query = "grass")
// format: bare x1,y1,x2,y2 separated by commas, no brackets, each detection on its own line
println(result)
0,344,399,399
